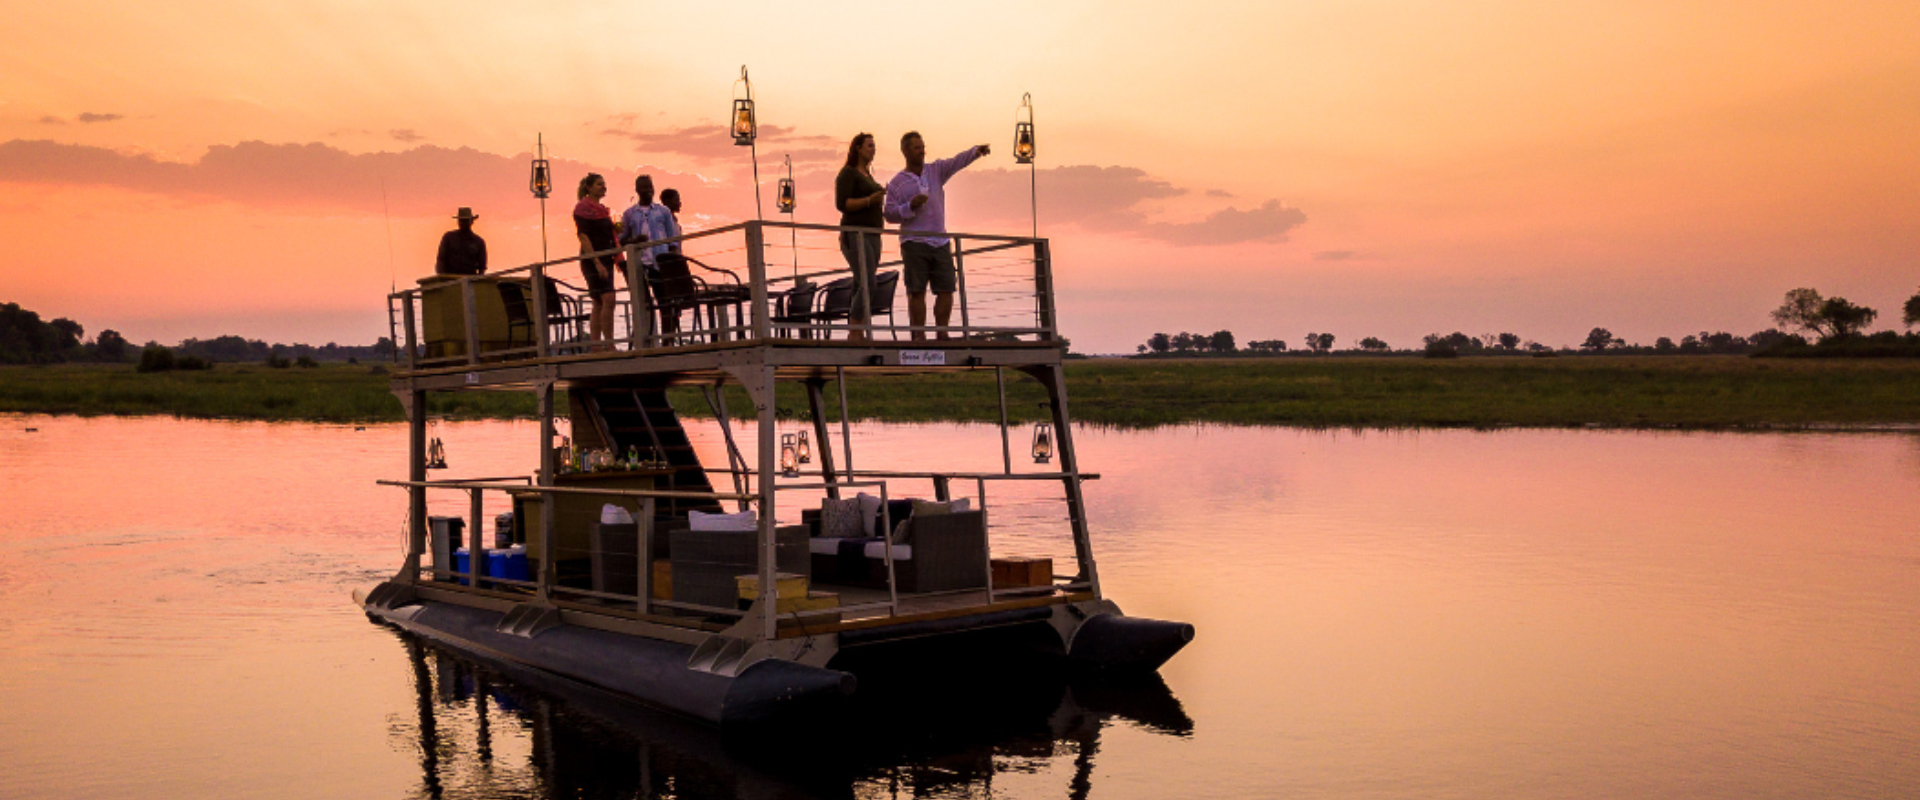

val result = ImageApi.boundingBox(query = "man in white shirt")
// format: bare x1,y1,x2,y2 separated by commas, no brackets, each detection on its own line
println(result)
883,132,990,340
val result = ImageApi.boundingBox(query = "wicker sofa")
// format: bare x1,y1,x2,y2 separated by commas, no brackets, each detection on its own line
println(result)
804,508,988,594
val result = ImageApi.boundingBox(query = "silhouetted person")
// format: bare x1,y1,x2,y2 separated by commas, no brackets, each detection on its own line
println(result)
435,207,487,276
836,133,887,343
573,174,618,345
883,132,988,340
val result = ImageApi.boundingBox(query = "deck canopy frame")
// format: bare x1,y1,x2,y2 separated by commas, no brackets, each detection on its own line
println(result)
384,223,1099,647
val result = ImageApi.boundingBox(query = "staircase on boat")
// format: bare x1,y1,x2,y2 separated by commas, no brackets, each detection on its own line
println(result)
574,385,732,520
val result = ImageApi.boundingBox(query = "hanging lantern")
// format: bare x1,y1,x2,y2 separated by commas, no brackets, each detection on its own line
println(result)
426,437,448,470
779,433,799,476
1031,421,1054,464
796,429,811,464
732,66,756,146
1014,93,1036,165
777,154,796,213
529,133,552,199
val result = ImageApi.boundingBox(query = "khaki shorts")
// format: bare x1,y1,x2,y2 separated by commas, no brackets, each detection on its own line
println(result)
901,241,956,295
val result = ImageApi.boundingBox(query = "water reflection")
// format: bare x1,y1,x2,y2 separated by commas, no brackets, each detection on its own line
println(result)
390,628,1191,799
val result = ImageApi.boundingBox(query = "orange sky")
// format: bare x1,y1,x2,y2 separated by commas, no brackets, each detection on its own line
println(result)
2,1,1917,352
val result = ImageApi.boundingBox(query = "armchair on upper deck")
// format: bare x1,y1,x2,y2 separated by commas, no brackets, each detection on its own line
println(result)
499,277,591,355
809,270,899,340
645,255,750,345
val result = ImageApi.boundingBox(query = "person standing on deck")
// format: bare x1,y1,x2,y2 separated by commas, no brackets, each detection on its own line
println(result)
573,173,619,346
835,133,887,343
883,132,989,341
434,207,487,276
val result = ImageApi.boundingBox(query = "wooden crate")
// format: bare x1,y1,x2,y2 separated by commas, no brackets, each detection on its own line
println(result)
991,557,1053,589
735,572,810,606
651,560,671,600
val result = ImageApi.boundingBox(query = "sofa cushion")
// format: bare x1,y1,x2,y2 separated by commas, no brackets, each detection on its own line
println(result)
864,540,913,561
820,496,865,538
856,492,883,536
689,510,757,532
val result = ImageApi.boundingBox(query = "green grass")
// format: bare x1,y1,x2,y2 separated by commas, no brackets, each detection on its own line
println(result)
6,356,1920,429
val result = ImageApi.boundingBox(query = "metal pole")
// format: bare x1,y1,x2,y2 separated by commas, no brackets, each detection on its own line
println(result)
996,366,1012,474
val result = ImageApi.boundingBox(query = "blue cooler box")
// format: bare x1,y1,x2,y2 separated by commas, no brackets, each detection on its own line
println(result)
488,547,530,582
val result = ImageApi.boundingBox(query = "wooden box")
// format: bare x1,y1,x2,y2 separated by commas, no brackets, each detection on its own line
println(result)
991,556,1053,589
651,560,671,600
736,572,809,604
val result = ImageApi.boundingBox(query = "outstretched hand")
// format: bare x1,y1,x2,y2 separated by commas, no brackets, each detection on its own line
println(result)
976,144,992,156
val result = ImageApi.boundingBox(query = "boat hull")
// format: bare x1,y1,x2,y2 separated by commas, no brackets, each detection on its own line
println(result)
365,598,855,725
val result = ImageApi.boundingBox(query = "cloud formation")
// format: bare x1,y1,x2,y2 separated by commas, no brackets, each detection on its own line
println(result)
600,121,840,165
76,112,124,123
0,138,1307,246
389,129,424,143
952,166,1305,246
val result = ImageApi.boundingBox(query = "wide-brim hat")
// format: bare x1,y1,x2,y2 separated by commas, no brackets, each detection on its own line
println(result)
454,207,479,221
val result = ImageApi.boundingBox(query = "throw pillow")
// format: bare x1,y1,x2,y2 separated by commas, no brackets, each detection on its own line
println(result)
689,510,758,532
891,516,914,545
911,499,956,519
819,497,865,538
856,492,882,536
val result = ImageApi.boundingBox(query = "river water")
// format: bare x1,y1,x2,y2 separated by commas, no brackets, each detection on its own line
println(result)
1,414,1915,799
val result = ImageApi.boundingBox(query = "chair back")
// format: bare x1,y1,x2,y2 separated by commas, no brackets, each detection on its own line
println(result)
817,277,857,317
497,281,531,325
651,253,698,308
777,283,819,319
869,270,899,313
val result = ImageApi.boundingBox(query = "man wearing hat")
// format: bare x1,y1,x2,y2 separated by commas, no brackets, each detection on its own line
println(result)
435,207,488,276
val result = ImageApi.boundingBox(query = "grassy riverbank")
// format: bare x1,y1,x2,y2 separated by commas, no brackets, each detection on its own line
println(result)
5,357,1919,429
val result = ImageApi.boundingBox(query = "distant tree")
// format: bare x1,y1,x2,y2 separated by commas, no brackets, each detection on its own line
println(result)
1582,328,1616,351
1316,333,1335,352
1678,334,1701,353
1441,332,1476,351
1304,332,1319,352
265,351,291,369
1818,297,1878,340
48,318,83,351
1771,288,1827,338
1525,341,1549,352
1905,289,1920,328
136,344,175,373
1148,332,1171,353
1136,344,1148,354
1359,337,1388,352
1422,334,1458,358
295,355,319,368
93,329,131,361
1770,288,1877,342
1171,332,1194,353
1209,330,1236,353
1497,332,1520,351
1749,328,1798,351
1654,337,1676,352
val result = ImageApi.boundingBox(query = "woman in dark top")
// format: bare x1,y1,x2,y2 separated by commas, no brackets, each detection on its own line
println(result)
573,172,618,345
834,133,887,342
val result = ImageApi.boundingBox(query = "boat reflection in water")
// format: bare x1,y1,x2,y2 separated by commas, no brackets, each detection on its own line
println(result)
393,629,1192,799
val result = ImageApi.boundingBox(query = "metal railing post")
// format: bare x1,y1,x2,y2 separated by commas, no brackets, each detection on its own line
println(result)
625,245,649,351
746,223,771,341
1033,239,1056,341
854,231,871,335
532,266,551,359
953,238,971,336
536,383,557,603
468,487,485,586
461,277,480,365
402,294,419,370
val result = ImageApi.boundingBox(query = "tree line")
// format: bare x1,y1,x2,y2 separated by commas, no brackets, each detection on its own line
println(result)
0,302,394,367
1135,286,1920,358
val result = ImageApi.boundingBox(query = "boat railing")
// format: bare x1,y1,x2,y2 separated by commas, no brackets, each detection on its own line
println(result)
384,220,1059,371
382,470,1094,633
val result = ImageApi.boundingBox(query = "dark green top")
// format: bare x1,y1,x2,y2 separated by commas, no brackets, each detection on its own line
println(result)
835,165,884,229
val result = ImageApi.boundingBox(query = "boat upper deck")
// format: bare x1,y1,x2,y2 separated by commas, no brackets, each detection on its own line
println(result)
387,220,1062,389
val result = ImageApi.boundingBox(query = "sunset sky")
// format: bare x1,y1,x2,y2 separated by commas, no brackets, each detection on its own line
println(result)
2,1,1917,352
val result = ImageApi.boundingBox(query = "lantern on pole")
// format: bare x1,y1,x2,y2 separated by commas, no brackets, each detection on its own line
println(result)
796,429,811,464
1031,420,1054,465
426,418,449,470
733,66,765,220
529,133,552,262
779,433,799,476
1014,93,1036,164
776,156,796,213
1016,93,1038,239
732,67,757,146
